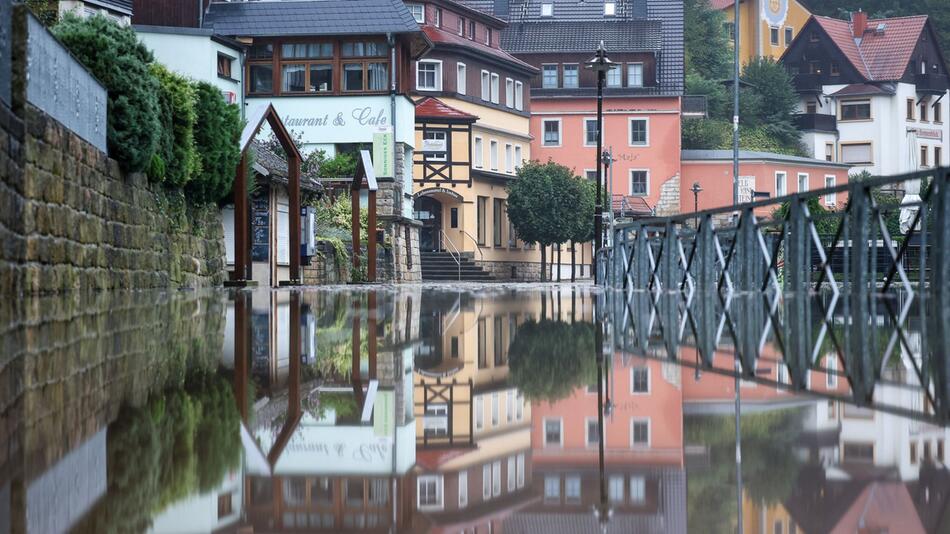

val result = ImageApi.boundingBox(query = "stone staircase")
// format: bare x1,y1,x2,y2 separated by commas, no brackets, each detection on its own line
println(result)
420,251,493,281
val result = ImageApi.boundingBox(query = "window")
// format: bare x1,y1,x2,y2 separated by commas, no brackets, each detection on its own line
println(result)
458,17,464,36
585,169,598,181
627,63,643,87
841,143,872,164
217,493,233,519
630,476,646,504
825,142,834,162
493,198,504,247
542,119,561,146
935,102,943,123
514,81,524,110
542,64,558,88
774,521,784,534
506,392,514,422
490,73,500,104
770,27,779,45
924,441,933,460
475,395,484,429
507,456,516,491
784,27,793,45
921,145,929,167
217,53,233,79
408,3,424,23
775,171,787,196
541,2,553,16
809,31,819,42
586,418,601,447
486,28,492,46
921,100,930,121
340,41,388,91
490,140,498,170
544,418,562,447
563,64,579,88
907,98,916,120
544,476,560,502
604,1,616,16
417,475,444,510
492,461,501,496
631,366,649,393
840,100,871,120
606,65,622,87
936,146,942,165
478,317,487,366
457,63,467,95
806,100,817,114
459,470,468,507
491,392,499,426
249,63,274,94
481,70,490,101
483,465,492,499
494,315,504,364
505,78,514,107
824,175,836,205
505,144,513,173
424,404,449,437
516,453,525,488
423,131,446,161
474,136,483,168
629,170,648,196
585,118,599,146
469,20,476,40
515,391,524,419
416,60,441,91
842,442,874,462
911,441,919,464
797,172,808,192
608,476,624,503
629,118,648,146
826,355,837,387
725,22,735,41
939,440,945,462
831,61,840,75
631,418,650,447
514,145,523,170
435,8,442,26
565,476,581,502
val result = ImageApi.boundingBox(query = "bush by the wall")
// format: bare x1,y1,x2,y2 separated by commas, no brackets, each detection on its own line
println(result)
53,14,161,173
149,64,200,188
188,82,242,204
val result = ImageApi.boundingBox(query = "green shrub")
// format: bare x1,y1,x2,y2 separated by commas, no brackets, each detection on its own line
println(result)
53,14,161,173
149,64,200,187
315,150,358,177
188,82,242,204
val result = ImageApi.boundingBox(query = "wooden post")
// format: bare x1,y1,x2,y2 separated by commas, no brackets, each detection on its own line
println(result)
289,155,301,284
352,296,362,407
368,190,377,282
289,291,301,409
368,291,377,379
234,292,250,422
234,153,249,281
352,191,361,272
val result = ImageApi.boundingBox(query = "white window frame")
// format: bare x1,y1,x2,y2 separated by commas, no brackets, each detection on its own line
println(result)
606,65,622,87
482,464,491,499
840,142,873,165
505,77,514,108
586,417,602,448
480,70,490,102
543,417,564,448
490,73,500,104
542,118,562,147
505,143,513,174
541,64,558,89
627,62,644,87
416,60,442,91
422,130,447,162
797,172,809,192
630,365,650,394
417,475,444,511
584,117,599,147
824,175,837,206
630,417,651,448
506,390,514,422
540,2,553,17
628,117,649,146
629,169,649,197
516,453,525,488
608,475,625,503
473,136,484,168
630,476,646,504
507,456,516,492
565,475,582,503
604,1,616,16
475,394,484,430
458,470,468,507
434,7,442,27
514,145,523,170
492,460,501,497
408,3,424,23
515,81,524,110
491,391,499,426
490,140,499,171
563,64,579,89
775,171,787,196
457,62,467,95
544,475,560,502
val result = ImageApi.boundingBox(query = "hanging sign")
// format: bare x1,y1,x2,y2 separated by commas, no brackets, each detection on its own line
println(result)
762,0,789,29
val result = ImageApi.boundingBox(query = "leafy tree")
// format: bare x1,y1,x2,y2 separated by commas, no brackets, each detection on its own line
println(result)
568,178,596,281
740,57,801,147
686,73,730,119
53,14,162,173
24,0,58,26
508,319,597,401
684,0,732,79
149,64,200,187
187,81,242,204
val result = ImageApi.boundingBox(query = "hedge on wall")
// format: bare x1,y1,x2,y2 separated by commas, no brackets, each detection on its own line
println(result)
53,14,161,173
188,82,242,204
149,64,200,188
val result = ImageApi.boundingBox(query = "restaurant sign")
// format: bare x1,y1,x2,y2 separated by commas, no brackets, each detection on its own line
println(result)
917,128,943,141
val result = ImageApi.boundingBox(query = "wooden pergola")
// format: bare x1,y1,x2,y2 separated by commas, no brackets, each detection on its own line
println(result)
351,150,378,283
229,104,302,286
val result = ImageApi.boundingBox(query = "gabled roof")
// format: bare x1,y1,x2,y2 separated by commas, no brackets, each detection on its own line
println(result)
709,0,734,9
812,14,930,81
422,25,537,72
415,97,479,122
830,83,895,97
202,0,420,37
86,0,132,15
501,20,662,54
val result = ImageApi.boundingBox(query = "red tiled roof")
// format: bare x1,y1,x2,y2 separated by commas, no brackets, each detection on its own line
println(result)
421,25,538,72
415,96,479,121
814,14,929,81
709,0,734,10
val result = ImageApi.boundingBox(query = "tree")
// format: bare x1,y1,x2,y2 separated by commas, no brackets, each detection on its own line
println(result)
684,0,732,79
508,319,597,401
740,57,801,147
187,82,242,204
149,64,199,187
507,161,581,281
567,178,596,282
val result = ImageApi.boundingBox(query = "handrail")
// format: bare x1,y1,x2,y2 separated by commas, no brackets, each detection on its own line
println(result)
459,230,484,260
440,230,462,280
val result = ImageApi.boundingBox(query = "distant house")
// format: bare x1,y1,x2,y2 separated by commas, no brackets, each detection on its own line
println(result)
710,0,813,64
781,12,950,176
58,0,132,24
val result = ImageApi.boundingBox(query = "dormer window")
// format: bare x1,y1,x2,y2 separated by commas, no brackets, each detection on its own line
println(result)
541,2,553,17
435,8,442,27
408,3,424,23
486,28,492,46
469,20,476,40
604,1,616,16
458,18,464,36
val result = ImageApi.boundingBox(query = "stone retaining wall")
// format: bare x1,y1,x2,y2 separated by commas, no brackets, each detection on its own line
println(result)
302,240,350,285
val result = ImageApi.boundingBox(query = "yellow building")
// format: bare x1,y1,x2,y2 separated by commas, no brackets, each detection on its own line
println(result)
714,0,813,64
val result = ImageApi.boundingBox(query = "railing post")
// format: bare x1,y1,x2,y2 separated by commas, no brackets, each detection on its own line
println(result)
847,186,873,403
785,198,810,383
931,169,950,421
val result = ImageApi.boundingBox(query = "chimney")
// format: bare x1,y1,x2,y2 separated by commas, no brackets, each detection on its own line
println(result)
851,10,868,39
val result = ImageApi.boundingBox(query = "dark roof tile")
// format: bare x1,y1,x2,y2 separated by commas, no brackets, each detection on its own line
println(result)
203,0,420,37
501,20,662,53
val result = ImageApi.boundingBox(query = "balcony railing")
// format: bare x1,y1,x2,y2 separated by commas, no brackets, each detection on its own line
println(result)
794,112,837,132
681,95,707,118
915,72,950,94
792,73,823,93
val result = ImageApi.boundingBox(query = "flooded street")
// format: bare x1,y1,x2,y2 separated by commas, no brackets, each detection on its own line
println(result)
0,284,947,533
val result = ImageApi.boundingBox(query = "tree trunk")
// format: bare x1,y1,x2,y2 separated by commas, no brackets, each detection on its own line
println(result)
571,240,576,282
540,245,546,282
556,246,562,282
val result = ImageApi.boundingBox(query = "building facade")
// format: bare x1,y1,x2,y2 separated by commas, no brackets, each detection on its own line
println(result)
711,0,813,64
781,12,950,176
59,0,132,24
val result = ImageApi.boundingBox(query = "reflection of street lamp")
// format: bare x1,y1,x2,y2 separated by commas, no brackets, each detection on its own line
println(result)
586,42,614,283
690,182,703,213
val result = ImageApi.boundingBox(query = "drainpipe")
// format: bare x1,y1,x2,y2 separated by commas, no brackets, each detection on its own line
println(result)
388,33,399,216
197,0,203,27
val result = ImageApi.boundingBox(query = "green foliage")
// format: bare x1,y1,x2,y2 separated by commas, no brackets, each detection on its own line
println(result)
53,14,162,173
773,196,841,236
25,0,58,26
149,64,200,187
315,150,358,178
684,0,732,79
569,178,596,242
508,319,597,402
188,81,242,204
739,57,801,146
507,161,583,247
686,73,730,119
682,118,732,150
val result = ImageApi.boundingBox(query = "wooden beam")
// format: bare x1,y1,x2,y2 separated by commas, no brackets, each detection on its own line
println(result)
234,153,249,281
289,155,301,283
368,291,377,379
352,192,361,272
233,292,250,422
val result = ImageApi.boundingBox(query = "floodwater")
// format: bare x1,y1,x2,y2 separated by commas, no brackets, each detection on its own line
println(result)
0,284,947,533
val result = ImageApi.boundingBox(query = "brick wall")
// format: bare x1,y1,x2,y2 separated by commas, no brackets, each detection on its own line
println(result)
0,105,226,294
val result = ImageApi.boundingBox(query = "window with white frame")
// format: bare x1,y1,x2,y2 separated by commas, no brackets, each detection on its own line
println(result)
434,7,442,26
631,418,650,447
604,1,616,16
408,3,424,23
629,118,648,146
824,175,836,205
483,464,491,499
544,418,562,447
775,171,787,196
507,456,516,491
422,130,446,161
544,476,560,502
457,62,466,95
627,63,644,87
542,64,558,88
514,145,523,170
492,461,501,496
505,78,514,107
542,119,561,146
608,475,625,502
481,70,490,101
473,136,483,168
506,391,514,422
505,144,513,173
630,476,646,504
458,470,468,507
841,143,872,165
515,81,524,110
516,453,525,487
490,140,499,170
797,172,809,192
631,366,649,393
585,118,599,146
586,417,601,447
475,395,484,430
491,392,499,426
417,475,443,510
607,65,622,87
416,60,441,91
563,64,579,88
490,73,500,104
423,403,449,437
565,476,582,503
541,1,553,16
629,170,648,196
826,355,838,388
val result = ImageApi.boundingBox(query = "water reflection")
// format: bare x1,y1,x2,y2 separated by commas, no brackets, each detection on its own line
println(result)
0,286,947,533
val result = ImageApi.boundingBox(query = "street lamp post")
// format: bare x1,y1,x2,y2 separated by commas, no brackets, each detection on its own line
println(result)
690,181,703,213
587,42,614,284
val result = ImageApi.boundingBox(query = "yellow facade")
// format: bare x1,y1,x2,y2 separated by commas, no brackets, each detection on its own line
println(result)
742,491,799,533
720,0,813,65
